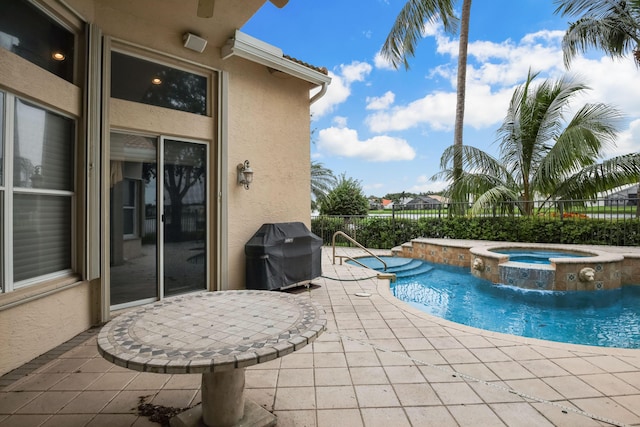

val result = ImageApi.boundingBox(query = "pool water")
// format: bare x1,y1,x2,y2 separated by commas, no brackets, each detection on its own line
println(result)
349,257,640,348
494,249,589,264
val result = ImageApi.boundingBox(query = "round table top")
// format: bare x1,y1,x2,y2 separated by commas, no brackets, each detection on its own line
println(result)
97,290,326,374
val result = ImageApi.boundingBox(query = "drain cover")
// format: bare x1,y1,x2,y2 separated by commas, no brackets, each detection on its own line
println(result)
354,292,371,297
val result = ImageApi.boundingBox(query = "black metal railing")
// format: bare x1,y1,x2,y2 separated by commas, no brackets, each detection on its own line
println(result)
312,197,640,248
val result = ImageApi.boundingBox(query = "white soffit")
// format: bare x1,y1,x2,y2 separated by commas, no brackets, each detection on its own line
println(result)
221,30,331,86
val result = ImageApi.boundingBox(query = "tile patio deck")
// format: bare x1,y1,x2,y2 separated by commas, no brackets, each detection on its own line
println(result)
1,246,639,427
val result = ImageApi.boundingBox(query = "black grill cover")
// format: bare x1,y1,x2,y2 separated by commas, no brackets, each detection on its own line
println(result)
245,222,322,290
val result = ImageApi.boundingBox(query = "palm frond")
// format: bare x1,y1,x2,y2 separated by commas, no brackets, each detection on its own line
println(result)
535,102,624,193
311,161,337,201
470,185,522,215
554,0,640,67
553,153,640,199
381,0,459,70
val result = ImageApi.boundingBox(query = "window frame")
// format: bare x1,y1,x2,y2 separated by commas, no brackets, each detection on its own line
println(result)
110,48,211,116
122,178,140,239
0,91,77,292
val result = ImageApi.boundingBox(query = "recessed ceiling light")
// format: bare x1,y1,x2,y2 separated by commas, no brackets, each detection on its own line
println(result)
52,52,65,61
151,77,162,85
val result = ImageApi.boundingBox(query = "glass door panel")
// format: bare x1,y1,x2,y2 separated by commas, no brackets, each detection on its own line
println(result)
109,133,158,306
163,139,206,296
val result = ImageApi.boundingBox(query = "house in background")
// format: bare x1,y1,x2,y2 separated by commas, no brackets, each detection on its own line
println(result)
368,197,382,210
0,0,330,376
603,185,638,207
405,195,443,210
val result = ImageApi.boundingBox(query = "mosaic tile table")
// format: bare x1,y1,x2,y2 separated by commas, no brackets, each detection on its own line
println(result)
98,290,326,427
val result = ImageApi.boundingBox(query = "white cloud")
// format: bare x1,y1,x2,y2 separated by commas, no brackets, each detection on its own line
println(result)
332,116,348,128
366,90,456,132
422,21,440,38
374,51,395,70
317,127,416,162
311,61,372,118
567,56,640,118
408,175,449,193
364,182,385,191
311,72,348,118
607,119,640,158
365,28,569,134
366,91,395,110
342,61,372,83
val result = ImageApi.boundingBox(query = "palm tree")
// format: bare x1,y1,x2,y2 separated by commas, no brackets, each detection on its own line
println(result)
433,70,640,215
311,161,337,211
381,0,472,211
555,0,640,216
554,0,640,67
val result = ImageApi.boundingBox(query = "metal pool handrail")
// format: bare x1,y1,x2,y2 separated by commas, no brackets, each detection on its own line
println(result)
331,231,388,271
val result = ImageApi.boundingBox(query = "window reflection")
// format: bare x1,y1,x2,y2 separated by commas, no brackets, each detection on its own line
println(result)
14,99,74,191
0,0,75,82
111,52,207,115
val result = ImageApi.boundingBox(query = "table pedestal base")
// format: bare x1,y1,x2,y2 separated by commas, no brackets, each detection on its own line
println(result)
170,399,276,427
170,369,276,427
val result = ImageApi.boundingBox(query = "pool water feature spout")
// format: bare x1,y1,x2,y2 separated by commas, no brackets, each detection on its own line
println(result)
469,244,623,291
499,262,555,289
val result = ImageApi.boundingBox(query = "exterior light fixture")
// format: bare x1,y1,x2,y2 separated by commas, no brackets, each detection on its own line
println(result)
237,160,253,190
151,77,162,85
52,52,65,61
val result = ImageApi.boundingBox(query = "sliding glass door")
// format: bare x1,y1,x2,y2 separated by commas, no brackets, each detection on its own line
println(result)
109,133,207,308
162,138,206,296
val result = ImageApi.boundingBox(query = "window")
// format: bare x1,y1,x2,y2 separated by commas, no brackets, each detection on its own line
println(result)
123,179,139,238
1,93,75,289
111,51,207,115
0,0,75,82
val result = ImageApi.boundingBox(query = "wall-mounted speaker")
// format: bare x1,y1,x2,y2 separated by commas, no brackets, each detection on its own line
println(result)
183,33,207,53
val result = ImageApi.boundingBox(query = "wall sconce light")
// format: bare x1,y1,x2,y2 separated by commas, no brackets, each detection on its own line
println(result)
237,160,253,190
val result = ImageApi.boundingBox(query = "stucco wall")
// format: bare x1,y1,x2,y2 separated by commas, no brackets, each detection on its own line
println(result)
0,0,315,375
0,281,96,375
226,59,313,289
69,0,315,291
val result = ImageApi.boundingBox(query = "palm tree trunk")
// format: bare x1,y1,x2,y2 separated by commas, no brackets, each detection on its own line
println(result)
452,0,472,213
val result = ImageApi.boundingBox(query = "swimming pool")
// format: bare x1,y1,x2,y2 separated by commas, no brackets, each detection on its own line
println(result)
348,257,640,348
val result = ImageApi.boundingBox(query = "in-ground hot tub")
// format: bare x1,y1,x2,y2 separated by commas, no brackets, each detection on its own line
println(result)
469,244,624,291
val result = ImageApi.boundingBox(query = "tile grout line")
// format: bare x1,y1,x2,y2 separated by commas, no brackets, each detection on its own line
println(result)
327,331,626,427
0,326,101,390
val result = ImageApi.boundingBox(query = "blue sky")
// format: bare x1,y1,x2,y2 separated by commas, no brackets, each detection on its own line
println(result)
243,0,640,197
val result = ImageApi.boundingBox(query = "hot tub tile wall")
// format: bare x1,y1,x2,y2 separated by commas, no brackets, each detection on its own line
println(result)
395,240,469,267
393,239,638,291
622,256,640,285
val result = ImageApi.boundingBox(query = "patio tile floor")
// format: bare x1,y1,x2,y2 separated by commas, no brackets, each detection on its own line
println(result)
1,246,640,426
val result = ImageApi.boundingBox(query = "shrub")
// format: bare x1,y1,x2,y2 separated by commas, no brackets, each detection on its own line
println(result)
312,215,640,248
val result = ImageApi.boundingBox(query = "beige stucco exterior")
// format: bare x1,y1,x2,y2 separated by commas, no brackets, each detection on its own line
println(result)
0,0,328,375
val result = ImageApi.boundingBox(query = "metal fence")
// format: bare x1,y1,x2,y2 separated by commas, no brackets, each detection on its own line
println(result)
144,212,204,234
379,197,640,221
312,197,640,247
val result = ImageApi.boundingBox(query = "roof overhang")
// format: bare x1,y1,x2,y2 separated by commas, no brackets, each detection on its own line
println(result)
221,30,331,86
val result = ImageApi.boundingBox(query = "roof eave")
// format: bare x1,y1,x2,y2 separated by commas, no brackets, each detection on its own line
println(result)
221,30,331,86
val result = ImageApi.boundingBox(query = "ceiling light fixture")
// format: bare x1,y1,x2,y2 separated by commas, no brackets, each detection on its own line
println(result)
52,52,65,61
151,77,162,85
